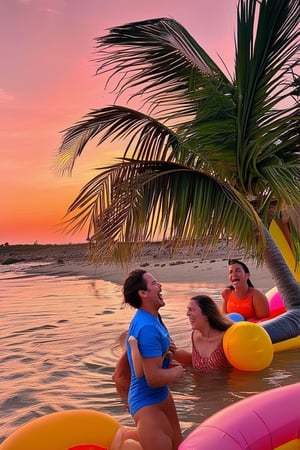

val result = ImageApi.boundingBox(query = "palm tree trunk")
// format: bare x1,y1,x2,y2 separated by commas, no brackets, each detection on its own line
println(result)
263,224,300,308
261,224,300,343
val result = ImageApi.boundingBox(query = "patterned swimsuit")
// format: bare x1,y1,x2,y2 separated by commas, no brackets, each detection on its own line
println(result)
191,331,232,372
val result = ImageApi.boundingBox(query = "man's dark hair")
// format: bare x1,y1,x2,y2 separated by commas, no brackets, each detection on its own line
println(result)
123,269,147,308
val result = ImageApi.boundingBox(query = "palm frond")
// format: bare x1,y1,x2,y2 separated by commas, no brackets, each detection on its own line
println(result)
57,2,300,269
57,106,180,174
235,0,299,185
62,159,265,264
94,17,230,120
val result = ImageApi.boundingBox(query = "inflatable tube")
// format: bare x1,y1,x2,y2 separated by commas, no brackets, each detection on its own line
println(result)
0,410,120,450
273,334,300,353
270,220,300,282
262,288,300,343
225,285,299,355
261,309,300,343
223,322,273,371
179,382,300,450
266,220,300,344
223,318,300,371
266,287,286,317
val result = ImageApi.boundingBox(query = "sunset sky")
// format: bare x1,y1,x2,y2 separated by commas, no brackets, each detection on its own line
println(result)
1,0,238,245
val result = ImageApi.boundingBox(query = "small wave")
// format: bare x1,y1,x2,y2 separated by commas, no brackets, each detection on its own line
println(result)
12,324,58,335
0,262,52,279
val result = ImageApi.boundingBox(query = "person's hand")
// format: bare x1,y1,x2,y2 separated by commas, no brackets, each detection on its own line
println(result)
172,364,184,379
164,350,174,362
169,341,177,353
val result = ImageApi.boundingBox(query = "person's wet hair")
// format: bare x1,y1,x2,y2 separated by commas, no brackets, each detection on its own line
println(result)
228,259,254,288
123,269,147,308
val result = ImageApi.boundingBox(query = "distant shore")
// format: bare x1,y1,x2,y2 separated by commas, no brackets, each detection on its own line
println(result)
0,242,275,290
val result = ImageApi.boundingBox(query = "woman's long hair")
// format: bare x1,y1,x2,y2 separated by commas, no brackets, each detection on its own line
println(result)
191,294,233,330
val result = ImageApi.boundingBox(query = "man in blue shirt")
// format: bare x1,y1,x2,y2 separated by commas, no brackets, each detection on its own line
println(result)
120,269,183,450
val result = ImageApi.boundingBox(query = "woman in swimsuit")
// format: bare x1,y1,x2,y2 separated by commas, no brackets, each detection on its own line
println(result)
221,259,270,321
171,295,233,373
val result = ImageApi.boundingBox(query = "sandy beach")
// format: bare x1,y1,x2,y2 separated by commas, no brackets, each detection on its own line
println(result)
0,242,275,291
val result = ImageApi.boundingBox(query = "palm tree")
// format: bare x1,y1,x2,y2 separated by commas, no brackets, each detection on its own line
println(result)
57,0,300,341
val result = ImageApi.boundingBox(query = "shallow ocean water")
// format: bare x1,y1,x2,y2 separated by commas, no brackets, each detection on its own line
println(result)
1,263,299,443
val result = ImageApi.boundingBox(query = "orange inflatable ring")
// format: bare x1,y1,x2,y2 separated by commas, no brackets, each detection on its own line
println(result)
0,409,120,450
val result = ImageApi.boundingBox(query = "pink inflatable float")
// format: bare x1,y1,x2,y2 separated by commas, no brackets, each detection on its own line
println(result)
266,287,286,318
179,383,300,450
227,287,286,323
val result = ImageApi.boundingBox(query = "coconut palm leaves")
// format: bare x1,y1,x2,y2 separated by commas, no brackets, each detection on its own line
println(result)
64,158,266,264
57,0,299,268
235,0,299,202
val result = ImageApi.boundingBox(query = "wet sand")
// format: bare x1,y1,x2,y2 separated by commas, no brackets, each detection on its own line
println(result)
0,242,275,290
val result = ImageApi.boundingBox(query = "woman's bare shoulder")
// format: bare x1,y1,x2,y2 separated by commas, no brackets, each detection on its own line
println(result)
221,287,232,297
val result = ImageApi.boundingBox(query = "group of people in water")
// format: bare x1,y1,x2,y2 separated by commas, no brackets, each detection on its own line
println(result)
111,259,271,450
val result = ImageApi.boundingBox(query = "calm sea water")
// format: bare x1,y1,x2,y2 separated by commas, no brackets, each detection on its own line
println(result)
1,262,299,444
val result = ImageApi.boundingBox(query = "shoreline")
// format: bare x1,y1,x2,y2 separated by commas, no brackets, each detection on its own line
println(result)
0,243,275,290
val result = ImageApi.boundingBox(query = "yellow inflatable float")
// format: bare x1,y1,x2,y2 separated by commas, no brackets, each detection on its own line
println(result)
270,219,300,282
222,319,300,372
222,321,273,371
222,216,300,372
2,389,299,450
0,410,120,450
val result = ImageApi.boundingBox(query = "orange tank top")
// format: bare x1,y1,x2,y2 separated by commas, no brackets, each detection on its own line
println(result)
226,290,255,319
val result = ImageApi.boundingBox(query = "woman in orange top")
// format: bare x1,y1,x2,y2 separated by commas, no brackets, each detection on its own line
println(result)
221,259,270,321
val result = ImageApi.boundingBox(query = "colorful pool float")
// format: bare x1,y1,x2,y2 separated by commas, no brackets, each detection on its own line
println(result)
179,382,300,450
2,384,299,450
223,284,300,372
225,220,300,358
270,219,300,282
261,220,300,346
0,410,120,450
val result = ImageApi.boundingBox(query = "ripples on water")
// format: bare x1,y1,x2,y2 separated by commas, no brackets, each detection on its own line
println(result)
1,263,299,442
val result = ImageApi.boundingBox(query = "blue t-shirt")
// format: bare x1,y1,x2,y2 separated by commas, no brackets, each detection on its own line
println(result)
126,309,171,416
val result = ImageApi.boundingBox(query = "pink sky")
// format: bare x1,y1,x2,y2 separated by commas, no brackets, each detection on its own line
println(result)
0,0,237,244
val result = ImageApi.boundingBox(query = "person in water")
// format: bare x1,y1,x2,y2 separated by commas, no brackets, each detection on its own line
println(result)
112,294,232,448
112,269,183,450
221,259,270,321
170,294,233,372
